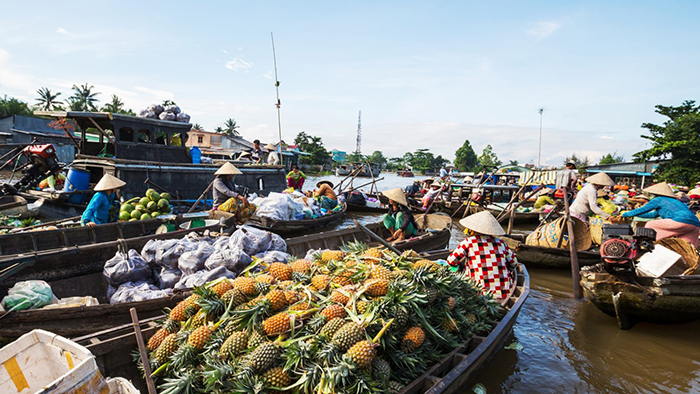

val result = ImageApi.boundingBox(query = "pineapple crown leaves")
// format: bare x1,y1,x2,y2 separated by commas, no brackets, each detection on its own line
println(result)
230,299,272,332
340,240,369,254
158,368,204,394
283,340,314,373
229,373,267,394
201,355,239,392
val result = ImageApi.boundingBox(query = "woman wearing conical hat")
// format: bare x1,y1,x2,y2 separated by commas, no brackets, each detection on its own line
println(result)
613,182,700,247
82,174,125,227
213,162,256,223
381,188,419,243
569,172,616,223
446,211,517,299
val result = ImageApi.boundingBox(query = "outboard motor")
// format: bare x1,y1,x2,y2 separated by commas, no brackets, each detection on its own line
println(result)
1,143,62,196
600,224,656,272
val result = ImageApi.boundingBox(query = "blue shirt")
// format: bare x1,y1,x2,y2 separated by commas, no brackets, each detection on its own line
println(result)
621,196,700,227
82,191,115,225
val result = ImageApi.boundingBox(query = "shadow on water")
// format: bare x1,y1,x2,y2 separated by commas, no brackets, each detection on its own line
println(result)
308,174,700,393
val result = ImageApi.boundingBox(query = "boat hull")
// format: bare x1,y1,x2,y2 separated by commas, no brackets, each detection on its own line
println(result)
247,203,347,236
581,264,700,329
503,237,600,269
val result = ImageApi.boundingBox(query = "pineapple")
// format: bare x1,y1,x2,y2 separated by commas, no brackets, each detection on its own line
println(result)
346,340,376,367
169,295,200,322
262,312,291,336
320,304,347,320
147,328,169,351
311,274,332,291
362,247,383,259
412,259,438,271
220,331,248,360
288,300,311,312
393,307,409,329
284,290,302,305
320,317,345,338
269,262,292,281
332,270,355,286
262,367,292,391
329,285,354,305
356,300,371,314
332,321,365,351
248,329,266,348
188,325,212,350
389,381,404,394
221,288,247,308
402,327,425,352
442,318,457,333
447,296,456,311
370,264,392,280
321,250,345,263
372,358,391,381
162,318,180,334
467,312,477,325
290,259,312,274
255,274,277,285
266,289,288,312
212,279,233,297
246,342,279,372
232,277,258,296
255,281,271,295
365,279,389,297
154,333,178,364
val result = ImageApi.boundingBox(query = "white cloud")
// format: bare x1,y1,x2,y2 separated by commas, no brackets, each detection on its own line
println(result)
600,136,613,139
55,28,73,36
225,57,253,72
527,21,562,40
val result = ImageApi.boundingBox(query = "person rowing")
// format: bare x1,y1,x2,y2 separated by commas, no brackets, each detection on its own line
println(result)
381,188,419,243
81,174,125,227
611,182,700,247
446,211,517,299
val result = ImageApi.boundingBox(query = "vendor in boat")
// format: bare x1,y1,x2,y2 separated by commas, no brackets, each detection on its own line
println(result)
310,180,338,210
446,211,516,299
251,139,263,164
421,182,442,210
213,162,256,223
569,172,615,223
611,182,700,247
533,188,556,210
81,174,125,227
404,180,421,197
286,165,306,190
381,188,419,243
265,143,280,166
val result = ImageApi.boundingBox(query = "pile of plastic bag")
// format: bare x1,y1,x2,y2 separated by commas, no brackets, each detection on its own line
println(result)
138,103,191,123
104,227,289,304
251,191,334,221
0,280,58,312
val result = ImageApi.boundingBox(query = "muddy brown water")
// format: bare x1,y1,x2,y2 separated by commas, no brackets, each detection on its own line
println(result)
313,174,700,394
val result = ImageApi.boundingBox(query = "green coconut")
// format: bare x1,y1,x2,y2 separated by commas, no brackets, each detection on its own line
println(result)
120,203,134,213
150,211,161,218
131,209,142,220
129,218,138,221
118,211,131,221
160,192,171,201
140,213,152,220
157,198,170,211
135,204,146,213
147,201,158,212
147,189,160,202
139,197,149,206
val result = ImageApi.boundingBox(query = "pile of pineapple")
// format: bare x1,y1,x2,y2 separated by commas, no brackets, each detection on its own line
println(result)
144,243,503,394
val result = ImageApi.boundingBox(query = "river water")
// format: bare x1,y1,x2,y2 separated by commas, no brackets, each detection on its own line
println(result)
309,173,700,394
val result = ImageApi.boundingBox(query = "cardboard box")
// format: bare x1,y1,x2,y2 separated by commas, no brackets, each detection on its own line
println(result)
636,245,687,278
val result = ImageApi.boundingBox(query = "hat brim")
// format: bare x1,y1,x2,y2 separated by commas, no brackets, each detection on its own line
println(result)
215,162,243,175
316,180,334,188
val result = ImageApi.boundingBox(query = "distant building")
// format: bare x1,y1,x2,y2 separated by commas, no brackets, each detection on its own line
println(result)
186,130,258,160
584,161,664,188
331,149,347,164
0,115,77,163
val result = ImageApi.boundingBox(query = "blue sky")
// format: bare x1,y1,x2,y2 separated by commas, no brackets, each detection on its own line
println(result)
1,1,699,166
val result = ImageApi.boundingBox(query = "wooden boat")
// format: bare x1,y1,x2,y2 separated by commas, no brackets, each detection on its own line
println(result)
581,263,700,329
247,202,347,236
486,205,542,225
0,195,44,218
285,213,453,256
335,162,381,178
502,236,600,269
398,169,415,177
70,263,529,394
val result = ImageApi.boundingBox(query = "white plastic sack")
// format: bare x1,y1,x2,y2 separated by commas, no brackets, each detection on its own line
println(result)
229,225,272,255
204,248,252,273
110,281,173,304
155,267,182,289
255,192,289,221
103,250,153,287
253,250,290,264
141,239,158,264
174,266,236,290
178,244,215,275
1,280,58,311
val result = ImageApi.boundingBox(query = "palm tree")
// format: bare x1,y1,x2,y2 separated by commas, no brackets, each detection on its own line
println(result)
0,95,32,118
35,87,63,111
214,126,224,134
223,118,240,137
70,83,100,111
101,94,125,113
191,123,203,131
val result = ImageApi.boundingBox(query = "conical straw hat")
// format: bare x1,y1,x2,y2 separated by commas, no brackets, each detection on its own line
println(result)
586,172,615,186
643,182,676,198
459,211,505,236
689,187,700,196
381,188,408,207
215,162,242,176
264,143,276,150
94,173,125,191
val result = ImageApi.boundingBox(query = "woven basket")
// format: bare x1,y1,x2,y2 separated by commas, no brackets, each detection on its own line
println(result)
528,216,591,251
589,216,611,246
656,238,699,275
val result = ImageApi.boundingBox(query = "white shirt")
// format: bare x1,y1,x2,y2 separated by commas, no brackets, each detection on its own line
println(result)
556,168,578,190
267,151,280,165
570,183,610,219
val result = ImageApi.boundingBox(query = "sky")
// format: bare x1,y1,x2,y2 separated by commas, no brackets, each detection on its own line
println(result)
1,1,699,166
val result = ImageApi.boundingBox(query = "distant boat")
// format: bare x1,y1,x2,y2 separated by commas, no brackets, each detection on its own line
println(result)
397,169,414,177
335,162,380,178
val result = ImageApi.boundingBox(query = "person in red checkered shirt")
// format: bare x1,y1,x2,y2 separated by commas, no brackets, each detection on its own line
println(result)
447,211,518,299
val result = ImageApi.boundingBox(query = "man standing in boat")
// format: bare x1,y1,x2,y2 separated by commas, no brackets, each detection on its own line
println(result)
251,139,264,164
381,188,419,243
81,174,125,227
556,160,579,200
446,211,517,299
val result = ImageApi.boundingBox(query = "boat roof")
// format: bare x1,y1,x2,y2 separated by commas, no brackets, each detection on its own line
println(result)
34,111,191,132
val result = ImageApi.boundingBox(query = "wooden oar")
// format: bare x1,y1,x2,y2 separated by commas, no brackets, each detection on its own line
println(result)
130,308,157,394
562,186,582,299
353,219,401,254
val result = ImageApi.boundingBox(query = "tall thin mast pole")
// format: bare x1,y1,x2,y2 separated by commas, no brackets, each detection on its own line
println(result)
271,33,283,155
537,108,544,169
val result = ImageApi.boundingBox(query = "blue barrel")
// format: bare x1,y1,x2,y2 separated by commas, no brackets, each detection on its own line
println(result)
63,168,91,204
190,146,201,164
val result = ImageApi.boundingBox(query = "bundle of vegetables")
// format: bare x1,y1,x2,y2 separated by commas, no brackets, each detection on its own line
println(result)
142,243,503,394
119,189,172,221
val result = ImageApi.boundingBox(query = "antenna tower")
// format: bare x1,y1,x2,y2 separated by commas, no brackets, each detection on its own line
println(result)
355,110,362,155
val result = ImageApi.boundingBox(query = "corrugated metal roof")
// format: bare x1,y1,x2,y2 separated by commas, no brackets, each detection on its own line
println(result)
12,115,76,138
